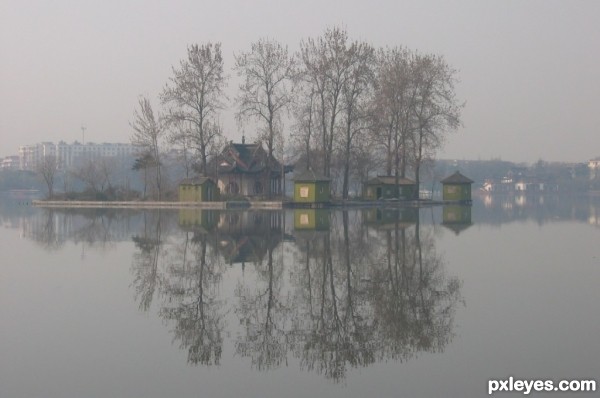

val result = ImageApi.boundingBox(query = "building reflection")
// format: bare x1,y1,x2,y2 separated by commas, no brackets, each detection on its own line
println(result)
442,205,473,235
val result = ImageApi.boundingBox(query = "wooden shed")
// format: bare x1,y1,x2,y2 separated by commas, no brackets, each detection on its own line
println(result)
294,209,330,230
442,205,472,235
293,170,331,204
179,177,219,202
363,176,416,200
440,171,474,202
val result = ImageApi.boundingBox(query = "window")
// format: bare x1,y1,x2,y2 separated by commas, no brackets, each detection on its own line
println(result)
446,186,458,194
300,186,309,198
300,213,309,225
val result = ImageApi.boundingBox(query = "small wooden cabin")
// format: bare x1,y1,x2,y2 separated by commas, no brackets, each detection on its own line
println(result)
179,177,219,202
442,205,472,235
293,209,330,230
440,171,474,202
363,176,416,200
293,170,331,204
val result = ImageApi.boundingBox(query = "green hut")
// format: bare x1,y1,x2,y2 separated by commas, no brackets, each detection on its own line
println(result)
363,176,416,200
442,205,472,235
178,209,219,231
179,177,219,202
364,208,418,230
293,170,331,204
294,209,330,230
441,171,474,202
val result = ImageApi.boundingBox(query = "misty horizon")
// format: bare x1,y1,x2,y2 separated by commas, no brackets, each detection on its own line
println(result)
1,0,599,163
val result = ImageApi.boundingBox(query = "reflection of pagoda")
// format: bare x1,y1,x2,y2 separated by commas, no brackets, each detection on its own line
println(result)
442,205,472,235
363,208,418,230
215,211,284,265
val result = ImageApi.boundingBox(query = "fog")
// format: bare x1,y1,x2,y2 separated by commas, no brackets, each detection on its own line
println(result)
1,0,599,162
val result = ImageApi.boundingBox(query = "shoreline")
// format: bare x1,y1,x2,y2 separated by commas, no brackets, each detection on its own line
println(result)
31,199,471,210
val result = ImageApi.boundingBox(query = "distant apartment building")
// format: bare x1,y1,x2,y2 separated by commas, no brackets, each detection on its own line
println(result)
0,156,20,170
18,141,138,171
589,157,600,180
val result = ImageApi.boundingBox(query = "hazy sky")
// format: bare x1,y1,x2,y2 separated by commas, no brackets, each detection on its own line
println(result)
1,0,599,163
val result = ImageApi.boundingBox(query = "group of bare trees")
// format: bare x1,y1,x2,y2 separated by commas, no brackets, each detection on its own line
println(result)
35,154,130,200
294,27,463,198
129,26,462,200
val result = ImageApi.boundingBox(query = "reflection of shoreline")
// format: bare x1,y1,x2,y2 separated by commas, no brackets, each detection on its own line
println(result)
473,194,600,227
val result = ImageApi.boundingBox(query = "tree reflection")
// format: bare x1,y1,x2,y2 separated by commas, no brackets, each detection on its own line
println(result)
131,211,165,312
125,209,462,381
29,209,63,250
283,210,462,381
131,210,227,366
23,208,138,251
159,231,226,366
369,216,462,362
233,212,289,370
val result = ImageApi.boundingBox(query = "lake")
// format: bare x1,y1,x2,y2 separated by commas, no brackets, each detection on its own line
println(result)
1,195,598,397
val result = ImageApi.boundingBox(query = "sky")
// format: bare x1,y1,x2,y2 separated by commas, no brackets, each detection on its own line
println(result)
1,0,599,163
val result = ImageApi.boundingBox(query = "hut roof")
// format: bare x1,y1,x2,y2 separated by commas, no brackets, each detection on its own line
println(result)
293,169,330,182
441,171,474,185
442,222,473,235
366,176,416,186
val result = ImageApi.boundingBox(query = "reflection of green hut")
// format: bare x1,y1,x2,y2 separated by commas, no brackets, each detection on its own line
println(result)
293,170,331,204
363,176,416,200
364,208,418,229
178,209,218,231
441,171,474,202
294,209,330,230
179,177,219,202
442,205,472,235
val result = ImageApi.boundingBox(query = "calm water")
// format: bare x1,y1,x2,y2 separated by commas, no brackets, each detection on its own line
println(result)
1,196,599,398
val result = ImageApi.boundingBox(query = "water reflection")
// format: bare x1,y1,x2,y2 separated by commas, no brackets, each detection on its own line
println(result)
476,193,600,227
5,195,598,381
287,210,462,380
133,209,461,381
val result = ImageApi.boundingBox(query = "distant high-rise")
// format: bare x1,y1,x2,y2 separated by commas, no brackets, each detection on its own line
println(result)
589,157,600,180
18,141,139,171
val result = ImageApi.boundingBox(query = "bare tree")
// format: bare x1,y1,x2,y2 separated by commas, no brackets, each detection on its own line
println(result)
300,27,354,178
291,86,318,171
132,152,156,199
130,96,165,200
161,43,227,175
372,47,417,181
36,155,58,199
338,40,376,199
73,159,102,194
168,119,195,179
410,53,462,198
73,157,116,197
234,38,296,198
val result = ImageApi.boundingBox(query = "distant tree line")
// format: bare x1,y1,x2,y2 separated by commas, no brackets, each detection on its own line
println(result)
130,26,464,200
